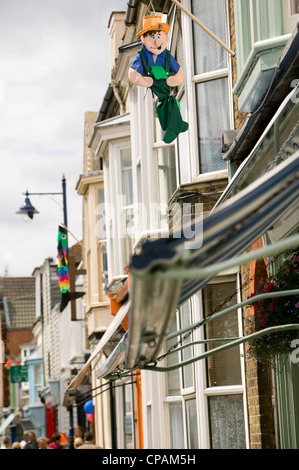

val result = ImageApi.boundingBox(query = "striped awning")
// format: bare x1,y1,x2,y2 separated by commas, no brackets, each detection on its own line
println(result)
125,152,299,369
0,413,16,435
63,299,130,403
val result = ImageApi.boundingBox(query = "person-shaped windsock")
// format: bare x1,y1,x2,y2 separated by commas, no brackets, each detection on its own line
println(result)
129,15,188,144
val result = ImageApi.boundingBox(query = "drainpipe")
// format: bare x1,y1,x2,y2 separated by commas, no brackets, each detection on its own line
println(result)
111,80,126,114
125,0,140,26
109,381,117,449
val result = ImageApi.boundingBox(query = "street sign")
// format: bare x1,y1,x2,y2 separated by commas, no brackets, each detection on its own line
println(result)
10,365,28,383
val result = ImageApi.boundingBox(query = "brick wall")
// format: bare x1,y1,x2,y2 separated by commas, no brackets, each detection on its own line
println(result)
240,251,276,449
241,262,264,449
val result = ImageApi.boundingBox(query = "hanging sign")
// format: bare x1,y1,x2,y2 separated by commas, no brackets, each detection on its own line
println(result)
10,365,28,383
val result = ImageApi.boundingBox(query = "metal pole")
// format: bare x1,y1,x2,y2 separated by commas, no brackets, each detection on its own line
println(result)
62,175,68,228
68,406,74,449
154,233,299,280
143,324,299,372
166,289,299,340
169,0,236,56
109,381,117,449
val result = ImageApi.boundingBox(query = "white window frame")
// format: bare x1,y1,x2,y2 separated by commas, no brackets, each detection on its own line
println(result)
96,186,108,295
155,272,249,449
195,273,249,448
163,306,199,448
104,138,133,278
182,0,234,178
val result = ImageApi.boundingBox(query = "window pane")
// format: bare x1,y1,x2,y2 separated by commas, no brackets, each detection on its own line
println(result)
157,146,177,204
196,78,229,174
179,302,194,389
122,206,134,266
252,0,284,42
34,364,42,385
203,281,242,386
192,0,228,74
208,395,246,449
123,385,134,449
291,0,299,14
169,402,185,448
147,405,153,449
186,399,199,448
177,92,190,184
121,148,133,206
154,102,165,143
97,188,106,241
166,315,180,396
100,242,108,292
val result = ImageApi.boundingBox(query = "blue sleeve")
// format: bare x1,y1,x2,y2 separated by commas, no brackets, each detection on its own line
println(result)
170,55,180,74
130,53,144,75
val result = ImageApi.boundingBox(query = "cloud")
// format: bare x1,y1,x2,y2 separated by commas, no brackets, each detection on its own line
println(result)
0,0,126,276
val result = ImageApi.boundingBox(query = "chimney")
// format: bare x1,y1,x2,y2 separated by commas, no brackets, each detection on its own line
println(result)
108,11,126,73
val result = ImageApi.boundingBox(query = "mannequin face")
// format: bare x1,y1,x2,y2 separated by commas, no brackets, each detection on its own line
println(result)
141,30,169,55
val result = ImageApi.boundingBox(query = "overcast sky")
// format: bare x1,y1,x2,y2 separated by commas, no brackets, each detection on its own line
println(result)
0,0,126,277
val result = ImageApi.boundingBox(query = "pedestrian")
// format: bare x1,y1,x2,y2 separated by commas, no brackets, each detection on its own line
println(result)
74,425,84,440
24,431,38,449
1,436,10,449
74,437,83,449
20,432,30,449
11,442,21,449
48,432,70,449
77,432,102,449
37,436,49,449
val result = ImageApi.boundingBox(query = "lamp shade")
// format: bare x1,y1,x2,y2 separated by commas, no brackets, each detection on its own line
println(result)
16,193,39,219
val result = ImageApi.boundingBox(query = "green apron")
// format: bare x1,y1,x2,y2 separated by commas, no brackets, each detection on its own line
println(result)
139,49,188,144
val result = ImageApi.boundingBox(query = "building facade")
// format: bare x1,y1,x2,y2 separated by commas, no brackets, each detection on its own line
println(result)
220,0,299,449
0,276,36,442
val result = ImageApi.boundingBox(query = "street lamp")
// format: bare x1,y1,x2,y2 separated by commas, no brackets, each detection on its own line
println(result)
16,175,68,227
15,174,74,443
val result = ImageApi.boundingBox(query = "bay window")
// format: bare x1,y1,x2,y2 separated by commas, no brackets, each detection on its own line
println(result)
202,277,247,449
104,139,134,278
97,187,108,293
162,275,247,449
190,0,232,174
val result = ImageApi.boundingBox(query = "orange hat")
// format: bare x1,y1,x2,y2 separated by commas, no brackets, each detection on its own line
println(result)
137,15,170,37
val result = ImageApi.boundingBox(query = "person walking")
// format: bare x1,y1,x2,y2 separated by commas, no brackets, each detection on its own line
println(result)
11,442,21,449
24,431,38,449
37,437,49,449
1,436,10,449
74,437,83,449
20,432,30,449
48,432,70,449
74,426,84,440
77,432,101,449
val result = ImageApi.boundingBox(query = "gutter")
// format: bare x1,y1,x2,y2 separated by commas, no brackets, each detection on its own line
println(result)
95,85,115,124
